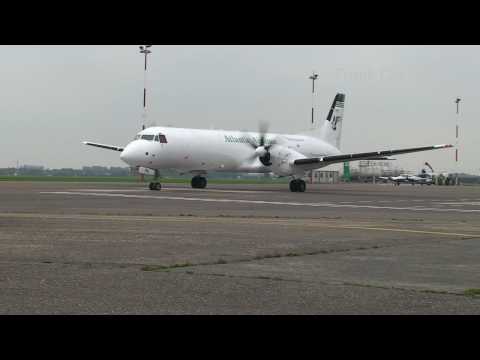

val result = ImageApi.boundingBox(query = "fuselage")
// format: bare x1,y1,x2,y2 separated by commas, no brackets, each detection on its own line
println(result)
120,126,341,176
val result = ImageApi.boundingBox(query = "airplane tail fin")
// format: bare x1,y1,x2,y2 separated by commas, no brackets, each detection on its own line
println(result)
304,93,345,149
424,162,435,173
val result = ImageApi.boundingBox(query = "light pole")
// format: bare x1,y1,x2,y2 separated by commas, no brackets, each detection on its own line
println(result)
455,97,461,185
139,45,152,130
309,72,318,126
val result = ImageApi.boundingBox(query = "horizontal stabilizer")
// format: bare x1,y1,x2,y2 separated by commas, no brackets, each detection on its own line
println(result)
83,141,124,152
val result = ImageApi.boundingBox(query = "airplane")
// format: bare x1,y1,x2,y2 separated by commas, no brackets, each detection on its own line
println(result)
383,173,434,186
83,93,453,193
379,171,434,186
379,162,443,186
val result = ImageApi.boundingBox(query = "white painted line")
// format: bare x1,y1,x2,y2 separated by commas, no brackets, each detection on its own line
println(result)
162,188,272,194
39,191,480,213
438,202,480,206
74,189,149,192
72,188,271,194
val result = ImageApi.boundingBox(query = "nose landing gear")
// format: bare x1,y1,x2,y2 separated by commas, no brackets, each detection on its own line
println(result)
148,170,161,191
191,176,207,189
289,179,306,192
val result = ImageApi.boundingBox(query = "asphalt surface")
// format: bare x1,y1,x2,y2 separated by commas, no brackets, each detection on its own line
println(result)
0,181,479,314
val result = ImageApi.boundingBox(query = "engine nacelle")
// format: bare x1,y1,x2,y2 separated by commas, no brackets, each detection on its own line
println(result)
269,146,305,177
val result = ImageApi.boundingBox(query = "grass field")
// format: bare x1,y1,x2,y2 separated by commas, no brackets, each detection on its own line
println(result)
0,176,289,184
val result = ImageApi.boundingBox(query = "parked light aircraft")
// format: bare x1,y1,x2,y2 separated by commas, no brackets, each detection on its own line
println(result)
380,172,434,186
83,93,452,192
379,162,450,186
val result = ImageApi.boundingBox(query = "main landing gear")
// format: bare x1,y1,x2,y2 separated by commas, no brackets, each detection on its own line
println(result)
191,175,207,189
149,182,161,191
149,170,161,191
289,179,306,192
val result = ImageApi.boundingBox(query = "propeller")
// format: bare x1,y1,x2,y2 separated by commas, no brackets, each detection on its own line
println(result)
243,121,277,166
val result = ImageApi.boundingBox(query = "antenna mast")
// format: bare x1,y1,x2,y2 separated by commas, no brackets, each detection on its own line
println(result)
139,45,152,130
455,97,461,185
308,72,319,127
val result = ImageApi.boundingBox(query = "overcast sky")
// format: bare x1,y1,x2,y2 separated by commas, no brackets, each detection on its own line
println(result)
0,45,477,174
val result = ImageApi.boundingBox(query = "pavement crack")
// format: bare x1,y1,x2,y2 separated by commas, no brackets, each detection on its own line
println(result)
165,271,480,300
341,281,474,298
140,244,391,272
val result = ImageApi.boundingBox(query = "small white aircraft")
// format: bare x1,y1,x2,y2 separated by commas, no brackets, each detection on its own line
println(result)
83,93,452,192
380,173,434,186
379,162,446,186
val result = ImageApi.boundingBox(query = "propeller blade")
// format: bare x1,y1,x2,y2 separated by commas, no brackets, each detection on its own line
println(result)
258,121,269,147
246,152,259,162
259,121,269,135
246,135,258,149
239,129,259,149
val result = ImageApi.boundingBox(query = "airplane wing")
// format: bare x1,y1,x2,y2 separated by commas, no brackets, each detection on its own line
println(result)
293,144,453,169
82,141,124,152
362,156,396,161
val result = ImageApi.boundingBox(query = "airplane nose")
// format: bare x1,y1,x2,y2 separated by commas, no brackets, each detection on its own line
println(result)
120,141,154,167
120,144,135,165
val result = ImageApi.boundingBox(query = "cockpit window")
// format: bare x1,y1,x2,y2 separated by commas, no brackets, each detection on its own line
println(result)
134,134,141,140
159,134,168,143
141,135,155,141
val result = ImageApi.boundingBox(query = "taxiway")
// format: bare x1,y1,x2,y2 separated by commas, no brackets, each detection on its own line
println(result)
0,181,479,314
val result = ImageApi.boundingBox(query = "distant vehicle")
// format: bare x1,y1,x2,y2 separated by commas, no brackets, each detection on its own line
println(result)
84,92,452,193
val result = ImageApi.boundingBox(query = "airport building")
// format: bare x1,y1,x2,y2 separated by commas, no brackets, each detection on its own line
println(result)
306,170,340,184
349,160,402,182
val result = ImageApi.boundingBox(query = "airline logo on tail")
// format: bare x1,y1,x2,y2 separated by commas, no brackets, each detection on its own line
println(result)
327,93,345,131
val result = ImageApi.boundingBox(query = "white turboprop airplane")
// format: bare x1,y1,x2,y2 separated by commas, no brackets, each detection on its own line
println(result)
83,93,453,192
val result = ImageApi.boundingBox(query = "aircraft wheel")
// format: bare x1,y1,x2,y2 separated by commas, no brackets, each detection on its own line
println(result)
191,177,198,188
298,180,306,192
290,179,306,192
191,176,207,189
289,180,298,192
149,182,161,191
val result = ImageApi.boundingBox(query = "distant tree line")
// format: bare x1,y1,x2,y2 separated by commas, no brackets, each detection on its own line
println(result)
0,166,131,177
0,166,271,179
1,165,479,183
